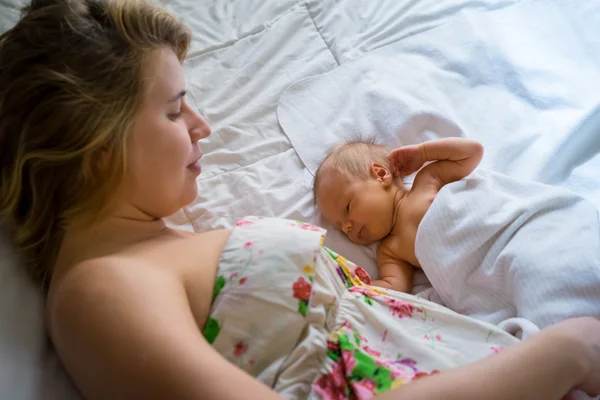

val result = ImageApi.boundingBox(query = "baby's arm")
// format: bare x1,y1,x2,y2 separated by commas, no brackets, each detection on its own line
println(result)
372,244,414,293
390,138,483,185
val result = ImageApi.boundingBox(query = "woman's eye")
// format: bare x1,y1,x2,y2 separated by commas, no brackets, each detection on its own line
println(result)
168,112,182,121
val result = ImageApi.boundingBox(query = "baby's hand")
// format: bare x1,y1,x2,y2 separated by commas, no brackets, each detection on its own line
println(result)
389,144,426,177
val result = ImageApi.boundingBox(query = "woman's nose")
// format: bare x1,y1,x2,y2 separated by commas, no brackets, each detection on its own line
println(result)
186,101,211,141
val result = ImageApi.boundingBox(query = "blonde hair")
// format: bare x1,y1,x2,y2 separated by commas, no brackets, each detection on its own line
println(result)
0,0,191,290
313,138,390,201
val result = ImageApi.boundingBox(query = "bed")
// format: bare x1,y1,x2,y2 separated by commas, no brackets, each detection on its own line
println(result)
1,0,599,398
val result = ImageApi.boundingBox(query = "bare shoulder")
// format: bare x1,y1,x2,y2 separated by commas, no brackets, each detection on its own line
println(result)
48,228,234,338
48,254,179,314
404,167,443,223
45,229,282,400
410,165,444,199
45,229,234,399
46,255,188,398
377,236,403,261
46,253,188,352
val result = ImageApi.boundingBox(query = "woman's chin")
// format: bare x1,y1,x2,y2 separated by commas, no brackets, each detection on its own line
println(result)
181,183,198,207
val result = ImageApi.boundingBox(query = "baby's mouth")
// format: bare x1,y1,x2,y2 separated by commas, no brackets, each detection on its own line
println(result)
357,226,364,240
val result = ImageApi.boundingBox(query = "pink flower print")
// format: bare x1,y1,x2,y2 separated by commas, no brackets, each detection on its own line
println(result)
386,299,419,319
229,272,238,281
243,241,253,250
362,345,381,357
414,370,439,380
354,266,372,285
387,362,413,381
294,221,325,232
435,334,442,341
239,277,248,286
490,346,504,354
233,341,248,358
292,277,311,301
235,219,254,227
349,286,378,299
259,250,264,255
327,339,340,353
342,350,357,373
424,334,430,340
389,358,419,379
313,362,347,400
381,329,388,342
351,378,377,399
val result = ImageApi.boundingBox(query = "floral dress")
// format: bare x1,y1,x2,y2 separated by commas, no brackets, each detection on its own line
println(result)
203,217,518,399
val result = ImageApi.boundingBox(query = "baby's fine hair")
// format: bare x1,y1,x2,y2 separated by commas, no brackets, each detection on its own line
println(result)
312,138,390,202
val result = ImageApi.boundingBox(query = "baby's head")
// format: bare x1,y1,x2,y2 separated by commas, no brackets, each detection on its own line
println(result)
313,139,401,245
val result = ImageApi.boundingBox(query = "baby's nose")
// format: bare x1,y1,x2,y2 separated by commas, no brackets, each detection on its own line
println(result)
341,221,352,234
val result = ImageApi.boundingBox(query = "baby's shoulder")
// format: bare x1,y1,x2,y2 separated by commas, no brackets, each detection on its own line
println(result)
378,233,406,259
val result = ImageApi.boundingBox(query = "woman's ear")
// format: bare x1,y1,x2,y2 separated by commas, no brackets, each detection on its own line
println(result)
370,162,393,187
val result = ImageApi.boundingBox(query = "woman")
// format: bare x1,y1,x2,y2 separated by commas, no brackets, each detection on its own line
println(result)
0,1,598,399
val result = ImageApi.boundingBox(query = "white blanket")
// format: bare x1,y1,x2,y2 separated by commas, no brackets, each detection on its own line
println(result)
278,0,600,281
415,169,600,329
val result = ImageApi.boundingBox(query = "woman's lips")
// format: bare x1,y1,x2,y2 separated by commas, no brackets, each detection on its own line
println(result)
187,160,201,175
187,149,203,175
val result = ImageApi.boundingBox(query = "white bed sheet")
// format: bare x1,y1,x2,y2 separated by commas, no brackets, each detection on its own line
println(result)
278,0,600,279
1,0,594,398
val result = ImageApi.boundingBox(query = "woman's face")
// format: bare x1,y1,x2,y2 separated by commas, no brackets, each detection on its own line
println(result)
123,47,210,218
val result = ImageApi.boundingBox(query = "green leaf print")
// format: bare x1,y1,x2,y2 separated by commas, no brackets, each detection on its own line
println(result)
338,333,355,351
339,333,394,393
203,317,221,344
353,330,361,346
363,296,373,305
212,275,226,303
298,300,309,317
353,351,393,393
327,351,340,362
325,247,338,260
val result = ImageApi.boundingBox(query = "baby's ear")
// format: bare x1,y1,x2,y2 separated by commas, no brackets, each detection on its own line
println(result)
370,162,393,186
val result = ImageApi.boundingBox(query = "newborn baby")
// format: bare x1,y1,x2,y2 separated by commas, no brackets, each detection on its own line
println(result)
313,137,483,293
314,137,600,330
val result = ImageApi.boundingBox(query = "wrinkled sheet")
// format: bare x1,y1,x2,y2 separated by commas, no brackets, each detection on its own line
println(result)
278,0,600,280
2,0,597,398
415,169,600,329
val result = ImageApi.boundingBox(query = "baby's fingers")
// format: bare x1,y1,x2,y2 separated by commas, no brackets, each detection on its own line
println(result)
389,150,406,175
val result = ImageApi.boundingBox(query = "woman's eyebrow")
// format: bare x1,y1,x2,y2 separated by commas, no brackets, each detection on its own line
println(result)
167,90,187,103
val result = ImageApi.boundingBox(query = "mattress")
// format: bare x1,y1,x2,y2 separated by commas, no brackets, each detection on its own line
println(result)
1,0,598,398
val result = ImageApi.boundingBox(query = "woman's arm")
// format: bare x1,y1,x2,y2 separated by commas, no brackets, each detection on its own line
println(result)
49,258,283,400
49,258,599,400
377,317,599,400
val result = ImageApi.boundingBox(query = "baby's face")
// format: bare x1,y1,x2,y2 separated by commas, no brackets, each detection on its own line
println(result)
316,168,396,245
